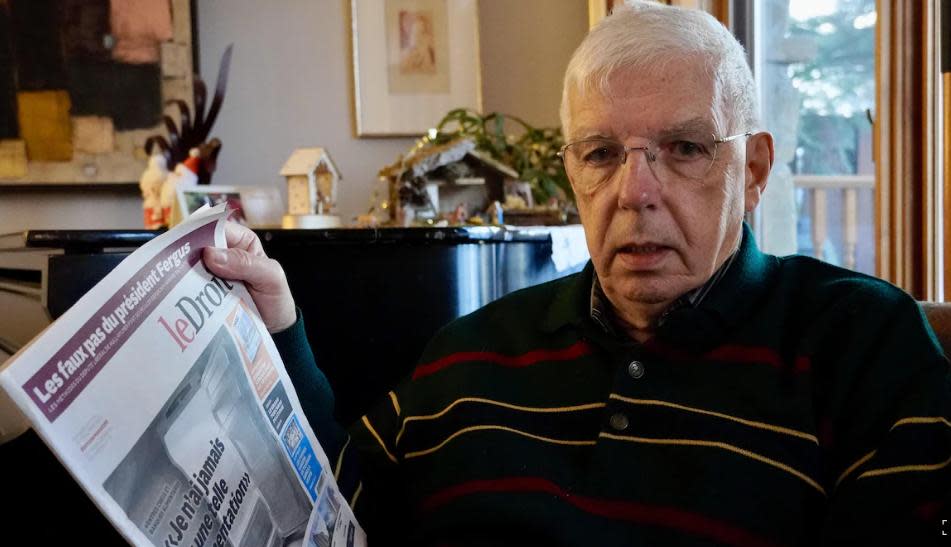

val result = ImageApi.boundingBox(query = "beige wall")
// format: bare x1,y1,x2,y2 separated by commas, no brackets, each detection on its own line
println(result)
480,0,588,127
0,0,587,233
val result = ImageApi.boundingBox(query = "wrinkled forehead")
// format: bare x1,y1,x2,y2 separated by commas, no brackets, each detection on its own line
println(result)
566,61,728,140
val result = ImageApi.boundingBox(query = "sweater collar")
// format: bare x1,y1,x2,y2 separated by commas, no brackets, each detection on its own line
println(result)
541,223,778,351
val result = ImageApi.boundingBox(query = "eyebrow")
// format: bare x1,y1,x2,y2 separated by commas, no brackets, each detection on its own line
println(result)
656,117,715,136
569,117,717,143
567,128,613,141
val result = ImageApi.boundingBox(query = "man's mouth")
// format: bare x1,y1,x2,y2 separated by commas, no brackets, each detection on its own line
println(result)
625,244,663,254
616,243,671,269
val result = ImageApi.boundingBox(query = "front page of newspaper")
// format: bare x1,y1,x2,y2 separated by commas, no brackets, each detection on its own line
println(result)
0,206,365,547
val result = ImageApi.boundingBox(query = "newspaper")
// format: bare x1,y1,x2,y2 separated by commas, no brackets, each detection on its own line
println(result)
0,206,365,547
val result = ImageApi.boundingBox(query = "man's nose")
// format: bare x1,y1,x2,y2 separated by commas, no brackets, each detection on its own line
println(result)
616,148,661,210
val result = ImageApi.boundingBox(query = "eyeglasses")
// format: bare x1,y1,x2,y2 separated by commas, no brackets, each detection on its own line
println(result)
557,131,752,192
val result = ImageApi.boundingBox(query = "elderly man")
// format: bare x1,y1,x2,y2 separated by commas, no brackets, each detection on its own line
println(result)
206,3,949,545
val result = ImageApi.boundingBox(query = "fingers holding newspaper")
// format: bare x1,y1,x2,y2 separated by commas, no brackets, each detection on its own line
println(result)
202,221,297,333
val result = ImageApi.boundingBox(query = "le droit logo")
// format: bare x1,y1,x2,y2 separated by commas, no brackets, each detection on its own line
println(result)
158,275,234,351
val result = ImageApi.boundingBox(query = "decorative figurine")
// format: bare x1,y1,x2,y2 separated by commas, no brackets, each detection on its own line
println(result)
448,203,468,225
139,154,168,229
378,137,519,225
355,212,380,228
144,45,233,183
159,148,201,227
486,200,504,225
141,45,232,228
280,147,343,229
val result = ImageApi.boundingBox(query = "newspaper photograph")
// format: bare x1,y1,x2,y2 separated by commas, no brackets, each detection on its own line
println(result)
0,206,365,547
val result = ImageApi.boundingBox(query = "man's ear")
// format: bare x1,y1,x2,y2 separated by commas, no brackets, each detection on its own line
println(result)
744,132,774,213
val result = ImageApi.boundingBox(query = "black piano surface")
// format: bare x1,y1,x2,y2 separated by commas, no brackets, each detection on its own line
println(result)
2,225,583,420
0,225,585,543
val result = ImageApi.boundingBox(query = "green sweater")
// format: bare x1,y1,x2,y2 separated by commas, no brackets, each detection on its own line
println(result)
279,227,951,546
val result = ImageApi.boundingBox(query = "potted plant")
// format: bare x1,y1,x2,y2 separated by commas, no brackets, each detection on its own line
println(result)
377,109,577,226
430,109,573,207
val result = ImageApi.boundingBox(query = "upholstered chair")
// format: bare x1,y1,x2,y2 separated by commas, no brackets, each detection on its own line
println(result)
920,302,951,356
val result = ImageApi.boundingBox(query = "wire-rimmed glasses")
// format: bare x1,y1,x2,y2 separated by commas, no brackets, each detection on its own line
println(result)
558,131,752,192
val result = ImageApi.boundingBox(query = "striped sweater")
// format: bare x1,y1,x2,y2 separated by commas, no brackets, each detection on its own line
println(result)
278,228,951,546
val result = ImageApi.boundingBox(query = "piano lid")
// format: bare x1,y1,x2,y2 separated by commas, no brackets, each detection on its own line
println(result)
0,225,569,253
0,230,161,252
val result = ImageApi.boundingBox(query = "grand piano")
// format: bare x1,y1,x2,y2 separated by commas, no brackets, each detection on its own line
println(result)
0,225,587,543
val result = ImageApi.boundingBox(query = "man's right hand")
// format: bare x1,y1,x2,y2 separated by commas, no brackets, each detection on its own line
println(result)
201,222,297,333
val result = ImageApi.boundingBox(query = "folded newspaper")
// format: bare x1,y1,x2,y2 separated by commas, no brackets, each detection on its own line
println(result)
0,206,365,547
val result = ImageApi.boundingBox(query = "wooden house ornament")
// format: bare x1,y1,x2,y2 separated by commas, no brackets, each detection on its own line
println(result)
379,138,521,224
280,147,343,228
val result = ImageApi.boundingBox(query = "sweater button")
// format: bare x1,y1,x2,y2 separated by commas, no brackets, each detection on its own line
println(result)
627,360,645,379
609,413,629,431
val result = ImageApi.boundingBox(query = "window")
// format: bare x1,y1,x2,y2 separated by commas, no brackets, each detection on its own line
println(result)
750,0,877,275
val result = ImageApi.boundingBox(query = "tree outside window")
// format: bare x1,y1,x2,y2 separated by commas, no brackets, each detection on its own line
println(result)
756,0,876,274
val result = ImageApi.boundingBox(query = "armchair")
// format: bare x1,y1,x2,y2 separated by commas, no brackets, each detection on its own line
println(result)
920,301,951,356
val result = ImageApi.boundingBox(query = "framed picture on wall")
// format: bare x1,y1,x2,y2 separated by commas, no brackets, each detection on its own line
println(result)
350,0,482,137
587,0,619,27
0,0,195,186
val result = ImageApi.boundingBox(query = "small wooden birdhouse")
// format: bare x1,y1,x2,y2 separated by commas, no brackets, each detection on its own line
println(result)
280,147,343,228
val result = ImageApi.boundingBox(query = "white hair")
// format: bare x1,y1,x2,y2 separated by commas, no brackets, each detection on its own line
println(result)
559,1,758,138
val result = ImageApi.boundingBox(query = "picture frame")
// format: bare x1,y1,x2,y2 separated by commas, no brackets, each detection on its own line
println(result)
0,0,196,186
350,0,482,137
587,0,615,27
176,185,246,226
176,185,285,228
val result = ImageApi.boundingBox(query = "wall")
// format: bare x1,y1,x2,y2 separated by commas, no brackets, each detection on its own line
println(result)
194,0,416,223
0,0,587,233
479,0,588,127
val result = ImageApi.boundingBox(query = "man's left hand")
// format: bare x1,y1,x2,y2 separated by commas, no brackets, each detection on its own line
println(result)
201,222,297,333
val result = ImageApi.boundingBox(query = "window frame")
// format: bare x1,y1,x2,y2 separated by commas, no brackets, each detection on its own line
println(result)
736,0,946,300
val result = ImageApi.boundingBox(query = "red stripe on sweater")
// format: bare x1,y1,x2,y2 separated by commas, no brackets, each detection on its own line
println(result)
412,340,593,380
419,476,781,547
644,341,810,374
705,345,783,368
642,338,695,361
705,345,811,373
